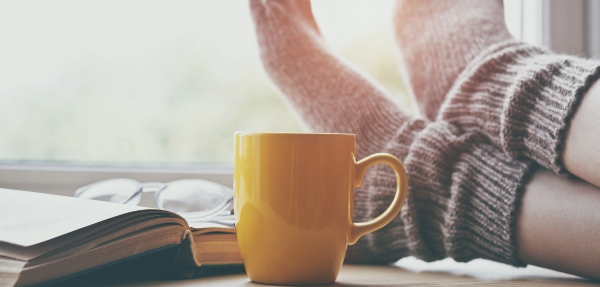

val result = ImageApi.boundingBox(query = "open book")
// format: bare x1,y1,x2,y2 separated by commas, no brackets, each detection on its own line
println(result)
0,188,240,287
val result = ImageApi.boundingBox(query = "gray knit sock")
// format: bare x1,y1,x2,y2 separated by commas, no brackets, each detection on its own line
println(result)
438,41,600,174
251,0,533,266
250,0,414,261
393,0,512,120
346,119,532,266
250,0,409,160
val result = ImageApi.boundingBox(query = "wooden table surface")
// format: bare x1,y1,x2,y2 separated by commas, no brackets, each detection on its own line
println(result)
53,257,600,287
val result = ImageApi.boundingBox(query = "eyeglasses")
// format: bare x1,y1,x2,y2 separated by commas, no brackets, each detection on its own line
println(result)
74,178,234,226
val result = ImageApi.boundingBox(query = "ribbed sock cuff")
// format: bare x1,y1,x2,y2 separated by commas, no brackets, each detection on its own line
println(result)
440,143,531,266
440,40,600,175
400,122,532,266
348,120,532,266
502,51,600,175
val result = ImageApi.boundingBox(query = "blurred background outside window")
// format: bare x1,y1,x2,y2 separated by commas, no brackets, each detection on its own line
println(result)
0,0,592,167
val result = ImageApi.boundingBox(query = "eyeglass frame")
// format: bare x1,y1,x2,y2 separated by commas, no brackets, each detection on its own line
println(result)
74,178,234,223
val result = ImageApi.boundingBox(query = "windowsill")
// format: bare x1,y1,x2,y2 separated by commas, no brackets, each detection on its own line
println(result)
0,163,234,198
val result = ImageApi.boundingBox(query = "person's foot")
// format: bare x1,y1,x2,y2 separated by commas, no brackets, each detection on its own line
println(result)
250,0,413,264
393,0,512,120
250,0,409,159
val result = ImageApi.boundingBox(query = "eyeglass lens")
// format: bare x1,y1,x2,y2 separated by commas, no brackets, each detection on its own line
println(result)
75,178,233,223
76,179,142,205
156,179,232,216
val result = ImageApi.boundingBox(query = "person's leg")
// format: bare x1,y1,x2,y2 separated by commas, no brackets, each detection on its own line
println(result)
249,0,410,160
393,1,600,277
562,79,600,188
394,0,600,184
393,0,511,120
251,2,600,277
250,0,529,268
518,168,600,279
250,0,416,263
438,40,600,181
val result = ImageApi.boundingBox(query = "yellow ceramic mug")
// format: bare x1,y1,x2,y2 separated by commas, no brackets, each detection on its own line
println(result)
234,132,408,285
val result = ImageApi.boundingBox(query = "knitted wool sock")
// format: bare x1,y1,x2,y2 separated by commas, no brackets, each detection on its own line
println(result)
249,0,413,261
250,0,409,160
438,41,600,175
393,0,512,120
251,0,533,266
393,0,600,174
342,118,532,266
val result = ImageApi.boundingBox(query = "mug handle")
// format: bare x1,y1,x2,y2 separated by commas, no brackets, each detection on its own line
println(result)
348,153,408,245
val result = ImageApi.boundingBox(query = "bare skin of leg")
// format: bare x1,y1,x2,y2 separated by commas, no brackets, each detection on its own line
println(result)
517,168,600,279
563,79,600,187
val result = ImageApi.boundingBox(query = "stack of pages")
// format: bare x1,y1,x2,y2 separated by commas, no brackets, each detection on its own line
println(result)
0,189,240,287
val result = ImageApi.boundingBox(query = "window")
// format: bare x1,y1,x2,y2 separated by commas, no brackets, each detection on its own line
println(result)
0,0,407,166
1,1,294,165
0,0,569,194
0,0,545,167
504,0,543,45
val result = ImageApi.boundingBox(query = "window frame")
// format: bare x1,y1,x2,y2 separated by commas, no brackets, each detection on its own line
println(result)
543,0,600,57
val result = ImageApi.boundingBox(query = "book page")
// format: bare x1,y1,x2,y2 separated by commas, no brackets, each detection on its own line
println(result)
0,188,144,246
188,221,234,229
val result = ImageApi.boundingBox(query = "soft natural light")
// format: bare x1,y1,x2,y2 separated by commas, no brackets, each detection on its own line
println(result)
504,0,543,45
0,0,535,165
